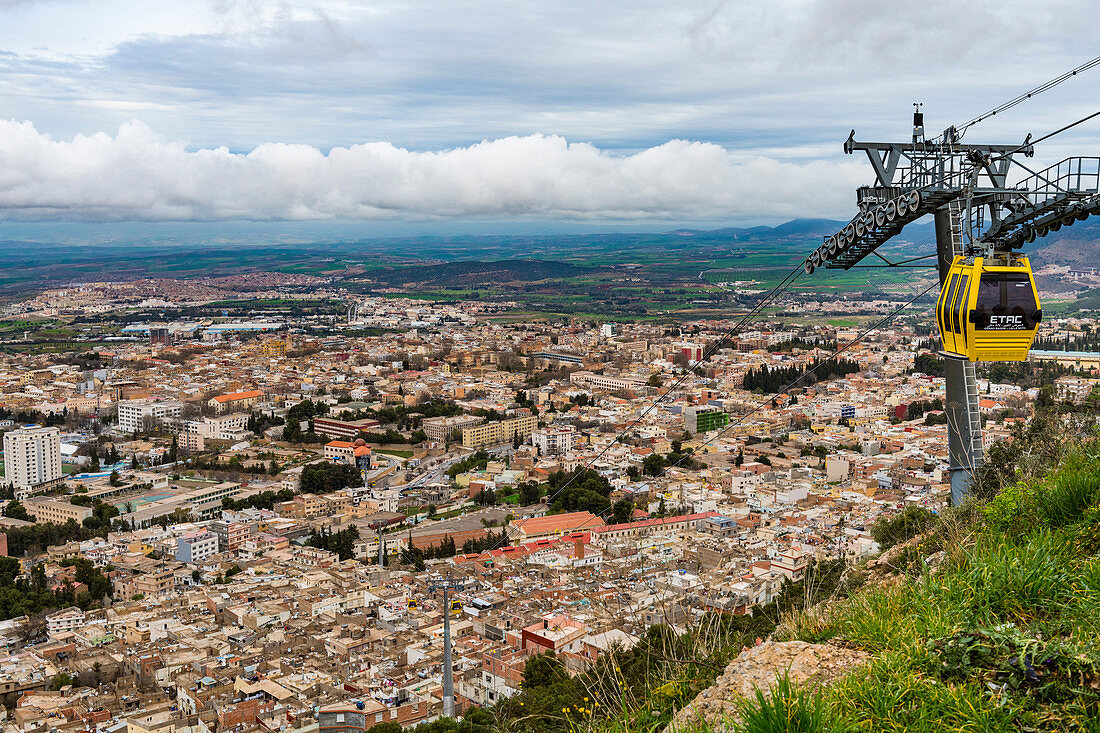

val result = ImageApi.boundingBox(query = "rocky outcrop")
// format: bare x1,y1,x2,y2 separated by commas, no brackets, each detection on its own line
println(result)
666,641,870,732
862,533,946,588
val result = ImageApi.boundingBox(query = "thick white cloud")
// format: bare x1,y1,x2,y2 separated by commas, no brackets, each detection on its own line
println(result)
0,119,865,222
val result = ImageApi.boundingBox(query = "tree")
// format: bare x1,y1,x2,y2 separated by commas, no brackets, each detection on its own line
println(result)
50,672,74,690
299,463,361,494
60,557,112,600
735,448,744,467
2,500,31,522
82,500,120,532
366,723,402,733
647,373,663,388
283,416,302,442
549,469,612,515
522,652,567,690
612,498,634,525
130,455,139,470
519,481,542,505
306,526,361,561
643,453,667,476
109,470,121,487
0,556,22,584
401,543,426,571
474,487,499,506
430,534,457,558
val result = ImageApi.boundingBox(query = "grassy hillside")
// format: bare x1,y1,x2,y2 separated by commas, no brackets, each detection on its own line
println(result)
781,467,1100,730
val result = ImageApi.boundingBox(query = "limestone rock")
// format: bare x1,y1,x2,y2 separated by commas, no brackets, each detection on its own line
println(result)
666,641,869,732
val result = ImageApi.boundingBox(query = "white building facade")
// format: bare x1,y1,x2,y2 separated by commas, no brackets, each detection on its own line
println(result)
3,426,62,498
532,426,576,455
176,530,219,564
117,399,184,434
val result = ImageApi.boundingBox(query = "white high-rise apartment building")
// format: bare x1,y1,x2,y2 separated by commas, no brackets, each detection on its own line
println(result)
3,426,62,499
532,426,576,455
117,399,184,434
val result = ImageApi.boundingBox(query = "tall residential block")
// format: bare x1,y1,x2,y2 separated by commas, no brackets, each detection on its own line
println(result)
3,426,63,499
685,405,729,435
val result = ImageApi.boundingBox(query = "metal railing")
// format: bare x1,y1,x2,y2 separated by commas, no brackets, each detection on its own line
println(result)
1012,156,1100,204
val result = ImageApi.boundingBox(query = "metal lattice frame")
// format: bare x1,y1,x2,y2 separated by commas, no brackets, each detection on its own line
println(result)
806,121,1100,273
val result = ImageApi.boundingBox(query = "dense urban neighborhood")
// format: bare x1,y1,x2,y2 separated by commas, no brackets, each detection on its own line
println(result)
0,275,1093,731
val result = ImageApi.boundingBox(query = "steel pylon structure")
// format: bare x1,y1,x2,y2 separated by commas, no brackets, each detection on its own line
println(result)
428,575,464,718
808,108,1100,504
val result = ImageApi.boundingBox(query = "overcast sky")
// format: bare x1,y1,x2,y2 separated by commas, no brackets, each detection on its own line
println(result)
1,0,1099,227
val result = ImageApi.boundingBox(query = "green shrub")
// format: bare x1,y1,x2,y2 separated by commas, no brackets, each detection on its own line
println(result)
984,451,1100,536
1036,455,1100,528
981,478,1039,534
870,506,936,549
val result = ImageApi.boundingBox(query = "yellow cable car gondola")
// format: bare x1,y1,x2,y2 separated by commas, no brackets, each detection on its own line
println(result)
937,254,1042,362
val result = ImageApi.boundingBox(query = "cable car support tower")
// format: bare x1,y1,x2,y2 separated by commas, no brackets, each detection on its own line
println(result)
807,106,1100,504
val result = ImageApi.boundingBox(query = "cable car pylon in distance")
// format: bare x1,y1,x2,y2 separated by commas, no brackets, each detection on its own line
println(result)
809,104,1100,504
937,254,1042,362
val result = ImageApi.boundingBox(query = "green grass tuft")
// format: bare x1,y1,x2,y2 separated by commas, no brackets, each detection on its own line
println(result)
734,673,851,733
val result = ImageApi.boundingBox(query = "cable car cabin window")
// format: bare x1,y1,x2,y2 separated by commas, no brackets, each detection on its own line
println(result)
1006,275,1037,312
937,279,950,338
941,272,959,332
945,274,961,333
974,272,1038,330
954,274,969,341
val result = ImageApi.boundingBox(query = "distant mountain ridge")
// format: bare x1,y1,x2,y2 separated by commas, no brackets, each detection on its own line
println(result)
671,218,848,240
0,216,1099,292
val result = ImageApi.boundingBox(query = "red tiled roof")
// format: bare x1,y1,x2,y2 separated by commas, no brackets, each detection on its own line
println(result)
213,389,263,403
592,511,718,534
512,511,605,536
